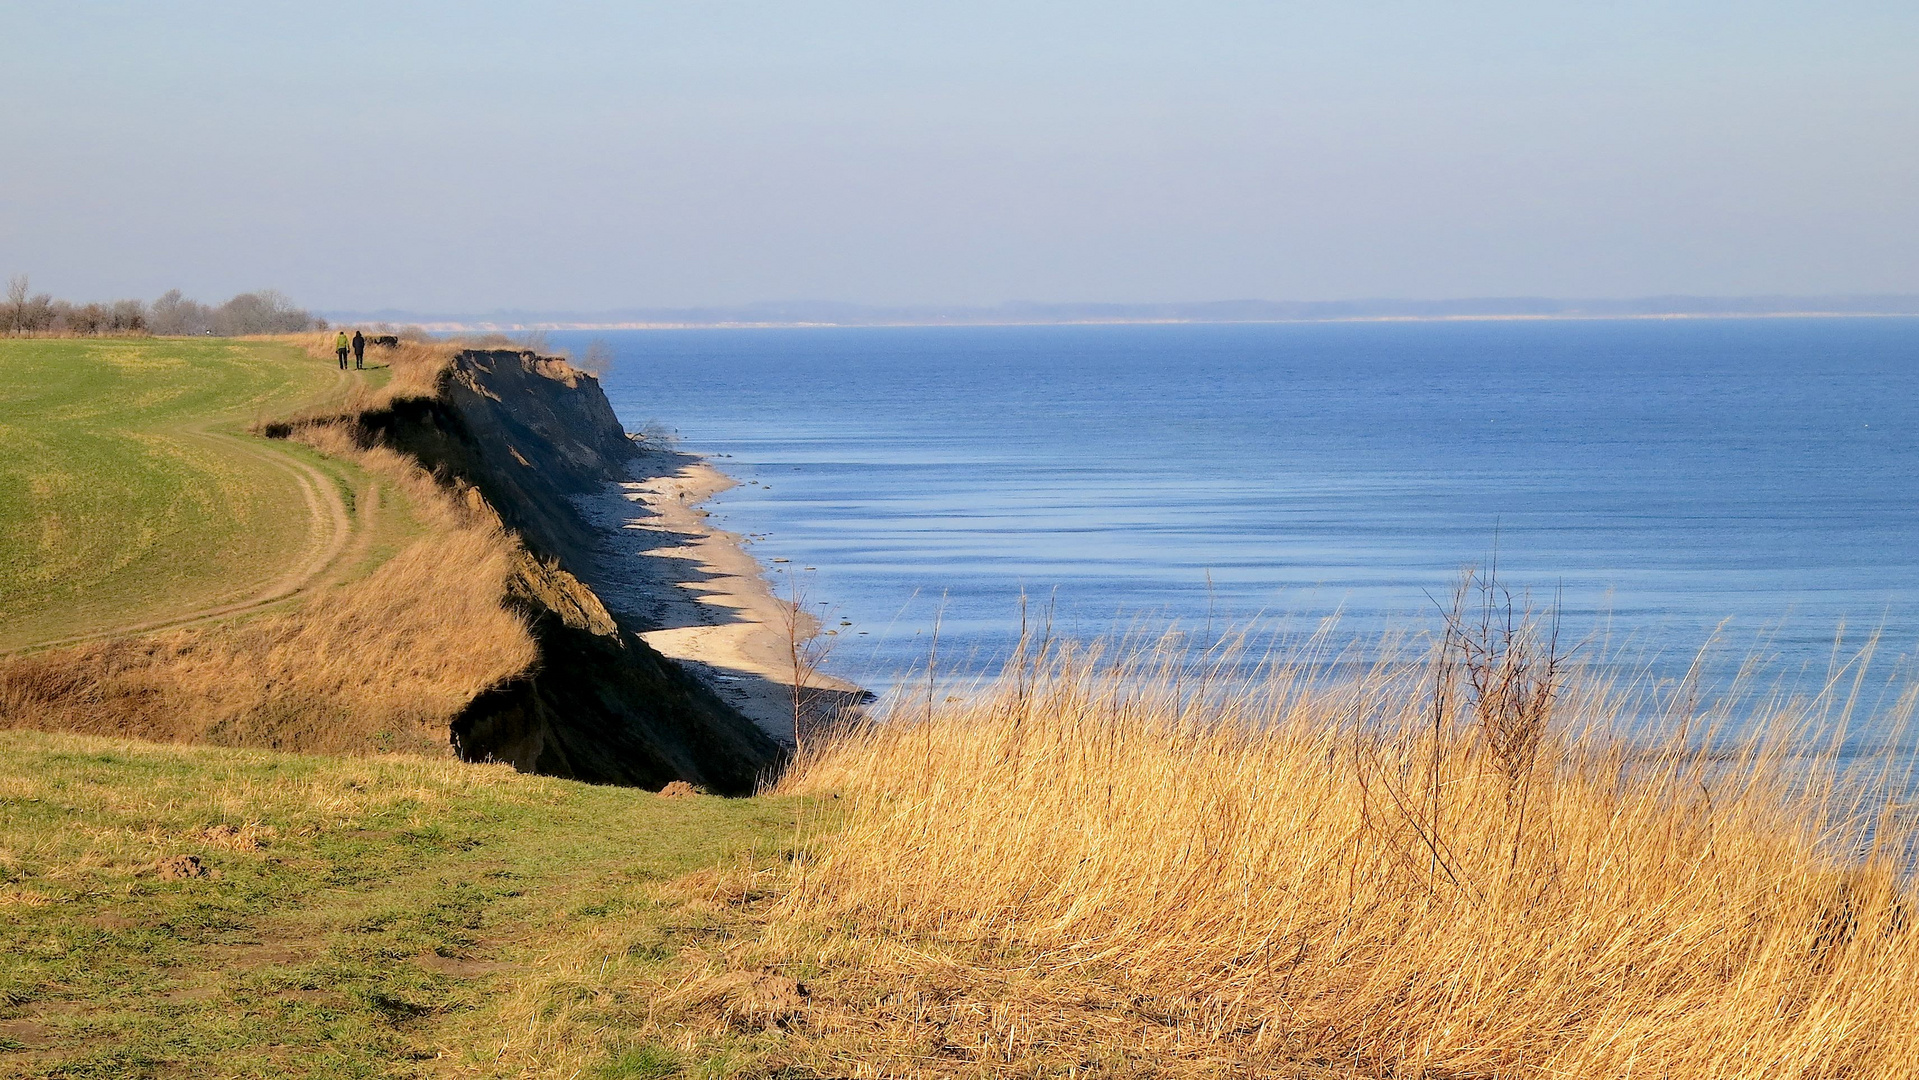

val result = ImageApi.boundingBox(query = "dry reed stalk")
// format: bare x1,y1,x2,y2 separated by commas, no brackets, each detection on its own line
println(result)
778,566,840,750
763,624,1919,1077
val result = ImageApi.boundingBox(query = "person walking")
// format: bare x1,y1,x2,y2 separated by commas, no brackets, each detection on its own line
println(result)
334,330,350,370
351,329,366,370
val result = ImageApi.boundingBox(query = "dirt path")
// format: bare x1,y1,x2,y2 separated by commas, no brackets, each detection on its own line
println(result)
1,369,366,655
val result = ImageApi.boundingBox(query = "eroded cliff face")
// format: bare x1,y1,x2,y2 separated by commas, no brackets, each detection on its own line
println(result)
353,350,785,793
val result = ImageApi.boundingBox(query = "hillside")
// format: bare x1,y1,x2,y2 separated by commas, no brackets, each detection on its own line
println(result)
0,337,409,651
0,337,783,792
7,630,1916,1079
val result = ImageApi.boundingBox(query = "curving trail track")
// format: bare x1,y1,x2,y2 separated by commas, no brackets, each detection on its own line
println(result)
2,367,376,655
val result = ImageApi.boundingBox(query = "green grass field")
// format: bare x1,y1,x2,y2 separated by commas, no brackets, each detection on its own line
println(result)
0,341,813,1075
0,338,413,651
0,338,847,1076
0,730,807,1079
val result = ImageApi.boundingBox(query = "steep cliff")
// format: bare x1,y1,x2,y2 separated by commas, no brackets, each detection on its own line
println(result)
350,350,785,793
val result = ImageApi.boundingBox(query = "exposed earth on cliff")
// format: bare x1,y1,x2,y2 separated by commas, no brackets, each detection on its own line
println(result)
349,348,791,791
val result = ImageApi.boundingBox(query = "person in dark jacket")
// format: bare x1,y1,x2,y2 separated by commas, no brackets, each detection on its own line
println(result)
351,329,366,370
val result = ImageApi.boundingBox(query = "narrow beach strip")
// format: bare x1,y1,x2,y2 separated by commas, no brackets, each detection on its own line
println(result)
580,443,864,744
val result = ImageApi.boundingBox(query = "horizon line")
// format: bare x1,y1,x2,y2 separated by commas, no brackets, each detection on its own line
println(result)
316,294,1919,332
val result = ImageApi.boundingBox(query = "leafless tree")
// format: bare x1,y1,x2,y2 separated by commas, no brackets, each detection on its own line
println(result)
1,279,311,338
214,289,315,335
780,566,839,750
4,275,27,335
107,299,146,333
581,337,617,379
62,302,107,335
19,291,53,335
149,289,213,335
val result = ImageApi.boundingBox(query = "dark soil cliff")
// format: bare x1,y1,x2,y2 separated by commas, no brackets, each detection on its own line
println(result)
353,350,785,793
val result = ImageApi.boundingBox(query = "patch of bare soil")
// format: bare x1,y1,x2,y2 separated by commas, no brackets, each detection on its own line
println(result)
0,1018,52,1048
154,854,209,880
200,940,315,967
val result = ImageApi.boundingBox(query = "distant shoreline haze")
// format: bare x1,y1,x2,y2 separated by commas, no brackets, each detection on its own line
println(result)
322,296,1919,331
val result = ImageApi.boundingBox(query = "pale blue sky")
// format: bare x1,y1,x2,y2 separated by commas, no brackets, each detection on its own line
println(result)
3,1,1915,310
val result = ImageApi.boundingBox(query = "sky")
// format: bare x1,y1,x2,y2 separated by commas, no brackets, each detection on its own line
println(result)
3,1,1916,311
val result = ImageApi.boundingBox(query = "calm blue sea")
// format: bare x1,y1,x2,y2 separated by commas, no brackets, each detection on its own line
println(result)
568,320,1919,717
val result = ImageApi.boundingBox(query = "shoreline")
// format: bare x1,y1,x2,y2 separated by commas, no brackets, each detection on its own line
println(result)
342,310,1919,333
577,444,865,746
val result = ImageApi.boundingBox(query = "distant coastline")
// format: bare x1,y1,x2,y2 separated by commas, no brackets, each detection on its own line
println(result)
321,295,1919,332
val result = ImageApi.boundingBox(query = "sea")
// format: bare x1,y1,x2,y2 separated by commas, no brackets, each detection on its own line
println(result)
565,319,1919,736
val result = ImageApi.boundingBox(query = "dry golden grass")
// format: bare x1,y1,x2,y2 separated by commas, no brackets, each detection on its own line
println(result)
767,663,1916,1072
0,523,533,755
290,330,457,414
698,616,1915,1077
450,607,1918,1077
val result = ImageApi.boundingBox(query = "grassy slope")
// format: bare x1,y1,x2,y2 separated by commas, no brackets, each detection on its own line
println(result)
0,338,415,650
0,340,811,1077
0,729,808,1080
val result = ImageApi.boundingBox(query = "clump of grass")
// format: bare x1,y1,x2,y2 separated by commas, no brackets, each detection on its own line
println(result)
754,598,1919,1076
0,523,534,755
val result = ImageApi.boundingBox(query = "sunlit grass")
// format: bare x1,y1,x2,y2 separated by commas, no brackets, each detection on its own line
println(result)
745,597,1919,1076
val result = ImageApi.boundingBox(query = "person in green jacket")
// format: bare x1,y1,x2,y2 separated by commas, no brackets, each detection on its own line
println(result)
334,331,350,370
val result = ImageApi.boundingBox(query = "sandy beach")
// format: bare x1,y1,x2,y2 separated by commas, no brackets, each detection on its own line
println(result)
577,446,865,745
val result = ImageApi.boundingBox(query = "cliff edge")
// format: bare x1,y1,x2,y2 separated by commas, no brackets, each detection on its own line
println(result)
0,343,782,792
349,349,787,792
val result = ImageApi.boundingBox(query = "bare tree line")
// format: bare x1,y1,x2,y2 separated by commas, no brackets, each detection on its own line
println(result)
2,275,325,337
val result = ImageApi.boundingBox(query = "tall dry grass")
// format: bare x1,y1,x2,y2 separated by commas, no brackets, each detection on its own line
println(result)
0,512,533,756
765,594,1919,1077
